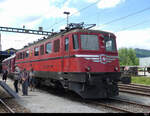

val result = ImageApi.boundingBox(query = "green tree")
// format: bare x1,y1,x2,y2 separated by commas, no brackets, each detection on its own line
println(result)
118,48,139,66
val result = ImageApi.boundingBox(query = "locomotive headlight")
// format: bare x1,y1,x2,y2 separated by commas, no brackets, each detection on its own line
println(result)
115,67,118,71
85,66,91,72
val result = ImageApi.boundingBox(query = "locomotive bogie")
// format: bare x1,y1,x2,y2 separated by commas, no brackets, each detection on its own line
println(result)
31,71,121,99
65,72,121,99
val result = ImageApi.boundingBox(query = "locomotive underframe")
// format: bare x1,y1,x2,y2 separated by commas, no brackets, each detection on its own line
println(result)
34,71,121,99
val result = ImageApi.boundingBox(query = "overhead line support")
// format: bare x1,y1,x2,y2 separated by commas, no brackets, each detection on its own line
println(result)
0,26,52,35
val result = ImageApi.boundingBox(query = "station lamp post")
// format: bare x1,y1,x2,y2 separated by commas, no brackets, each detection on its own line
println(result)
64,11,70,27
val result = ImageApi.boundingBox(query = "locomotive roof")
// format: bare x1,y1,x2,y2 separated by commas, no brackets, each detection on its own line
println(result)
18,28,114,52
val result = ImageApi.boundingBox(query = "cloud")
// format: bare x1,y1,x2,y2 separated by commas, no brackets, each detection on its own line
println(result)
0,0,79,27
1,33,44,50
44,5,79,19
23,16,42,23
86,0,125,9
86,0,97,3
115,28,150,50
0,0,80,51
59,25,66,30
97,0,125,9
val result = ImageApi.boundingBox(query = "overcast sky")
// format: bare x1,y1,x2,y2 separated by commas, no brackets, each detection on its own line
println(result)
0,0,150,50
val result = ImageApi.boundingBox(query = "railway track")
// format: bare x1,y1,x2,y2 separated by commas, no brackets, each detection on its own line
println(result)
0,98,15,113
118,83,150,97
39,83,150,113
89,101,133,113
129,83,150,88
109,98,150,113
86,97,150,113
0,86,31,113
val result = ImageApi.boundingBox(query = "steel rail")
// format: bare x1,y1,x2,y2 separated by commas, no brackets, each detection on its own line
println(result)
119,83,150,96
119,86,150,92
90,101,134,113
0,99,15,113
119,84,150,90
129,83,150,88
110,98,150,110
119,88,150,97
119,83,150,89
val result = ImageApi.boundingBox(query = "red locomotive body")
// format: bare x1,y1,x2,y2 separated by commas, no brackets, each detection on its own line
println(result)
2,54,15,74
2,25,130,99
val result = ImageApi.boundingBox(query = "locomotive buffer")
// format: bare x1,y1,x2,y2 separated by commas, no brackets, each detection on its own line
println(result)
0,81,19,98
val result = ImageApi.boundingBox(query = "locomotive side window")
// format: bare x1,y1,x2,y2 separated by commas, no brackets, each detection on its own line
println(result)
104,37,116,52
72,34,79,50
45,42,52,54
81,35,99,50
65,37,69,51
26,50,29,58
34,47,39,56
54,39,60,52
40,44,44,55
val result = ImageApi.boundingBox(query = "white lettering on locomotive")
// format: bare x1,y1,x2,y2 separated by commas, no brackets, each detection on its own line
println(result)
75,54,118,64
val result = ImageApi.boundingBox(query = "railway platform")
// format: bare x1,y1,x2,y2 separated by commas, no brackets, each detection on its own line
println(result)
0,78,103,113
0,81,19,98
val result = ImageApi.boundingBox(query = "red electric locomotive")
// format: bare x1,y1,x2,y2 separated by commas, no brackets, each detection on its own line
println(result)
2,23,131,99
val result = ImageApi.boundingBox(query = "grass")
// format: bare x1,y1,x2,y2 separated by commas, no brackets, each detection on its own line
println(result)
132,76,150,86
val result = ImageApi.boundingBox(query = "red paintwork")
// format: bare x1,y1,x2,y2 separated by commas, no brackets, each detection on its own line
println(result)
3,29,120,74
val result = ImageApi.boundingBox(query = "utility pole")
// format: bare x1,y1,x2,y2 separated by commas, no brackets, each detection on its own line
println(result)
64,11,70,27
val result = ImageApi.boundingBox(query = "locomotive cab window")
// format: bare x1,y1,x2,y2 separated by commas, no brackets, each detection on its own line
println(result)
65,37,69,51
45,42,52,54
80,35,99,50
72,34,79,50
34,47,39,56
104,37,116,52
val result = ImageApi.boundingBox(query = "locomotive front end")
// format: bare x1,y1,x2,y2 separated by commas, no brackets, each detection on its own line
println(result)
67,30,130,99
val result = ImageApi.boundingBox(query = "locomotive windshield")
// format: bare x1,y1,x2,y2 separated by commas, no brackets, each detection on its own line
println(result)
104,36,116,52
80,35,99,50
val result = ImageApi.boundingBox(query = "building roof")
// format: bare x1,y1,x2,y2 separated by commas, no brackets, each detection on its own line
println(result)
2,54,16,62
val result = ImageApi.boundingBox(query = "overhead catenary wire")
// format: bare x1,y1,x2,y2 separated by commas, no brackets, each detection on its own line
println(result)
49,4,150,31
69,0,100,17
96,6,150,29
48,0,101,30
115,18,150,33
